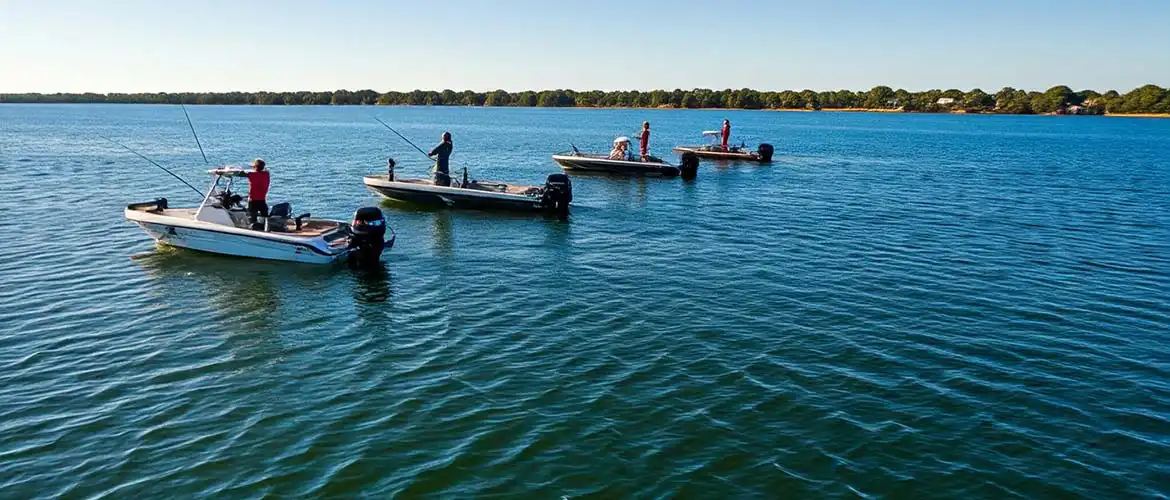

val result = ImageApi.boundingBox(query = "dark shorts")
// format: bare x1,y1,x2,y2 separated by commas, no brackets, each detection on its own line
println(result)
434,171,451,187
248,200,269,219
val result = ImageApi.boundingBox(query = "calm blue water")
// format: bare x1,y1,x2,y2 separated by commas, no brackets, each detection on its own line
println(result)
1,104,1168,498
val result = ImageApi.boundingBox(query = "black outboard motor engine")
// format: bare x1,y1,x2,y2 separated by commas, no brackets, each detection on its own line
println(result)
348,207,387,267
540,173,572,217
679,152,700,180
757,143,774,162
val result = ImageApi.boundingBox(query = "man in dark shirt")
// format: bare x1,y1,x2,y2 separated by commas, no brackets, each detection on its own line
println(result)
429,131,453,186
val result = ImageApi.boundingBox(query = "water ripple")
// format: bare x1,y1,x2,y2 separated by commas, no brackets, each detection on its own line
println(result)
1,106,1168,498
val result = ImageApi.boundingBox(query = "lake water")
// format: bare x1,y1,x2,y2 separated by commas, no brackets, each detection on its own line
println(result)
1,104,1168,498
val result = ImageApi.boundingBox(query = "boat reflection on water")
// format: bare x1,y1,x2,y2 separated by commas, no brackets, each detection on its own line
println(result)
351,263,392,304
136,245,392,324
432,210,454,257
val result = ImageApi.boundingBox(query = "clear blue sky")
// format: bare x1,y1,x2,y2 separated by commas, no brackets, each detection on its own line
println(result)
2,0,1167,93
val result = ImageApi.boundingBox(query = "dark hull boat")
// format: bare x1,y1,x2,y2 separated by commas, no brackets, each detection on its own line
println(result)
672,143,774,163
551,152,699,179
363,173,572,216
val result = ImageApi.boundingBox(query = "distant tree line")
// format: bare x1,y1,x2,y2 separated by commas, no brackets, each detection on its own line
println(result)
3,85,1168,115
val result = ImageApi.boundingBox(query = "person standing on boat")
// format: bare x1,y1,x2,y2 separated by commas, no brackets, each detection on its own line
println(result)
240,158,270,228
429,132,453,187
638,121,650,160
720,119,731,150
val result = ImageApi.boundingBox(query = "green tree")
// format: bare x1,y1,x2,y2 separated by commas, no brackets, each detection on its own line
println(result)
514,91,537,107
1114,84,1168,113
1030,85,1076,113
484,90,510,107
994,87,1032,114
963,88,995,111
649,89,669,107
799,89,820,110
862,86,895,109
892,89,911,109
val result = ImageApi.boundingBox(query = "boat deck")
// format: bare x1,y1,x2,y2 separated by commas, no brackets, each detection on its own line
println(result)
369,176,540,196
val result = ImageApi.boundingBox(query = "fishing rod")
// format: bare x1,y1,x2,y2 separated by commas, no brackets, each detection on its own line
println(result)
100,135,205,198
181,104,209,164
372,116,431,160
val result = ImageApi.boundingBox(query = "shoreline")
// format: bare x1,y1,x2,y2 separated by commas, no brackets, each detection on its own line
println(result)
0,101,1166,118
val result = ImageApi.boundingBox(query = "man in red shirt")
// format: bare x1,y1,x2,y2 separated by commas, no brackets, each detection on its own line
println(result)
720,119,731,150
240,158,270,228
638,121,650,160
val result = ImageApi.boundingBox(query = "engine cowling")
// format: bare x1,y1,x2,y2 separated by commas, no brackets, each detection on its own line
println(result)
757,143,774,162
541,173,572,217
679,152,700,180
348,207,387,267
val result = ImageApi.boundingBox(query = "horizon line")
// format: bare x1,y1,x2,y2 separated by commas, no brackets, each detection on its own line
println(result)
2,83,1164,95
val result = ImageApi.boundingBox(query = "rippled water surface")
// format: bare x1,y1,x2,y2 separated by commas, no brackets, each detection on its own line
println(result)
1,105,1168,498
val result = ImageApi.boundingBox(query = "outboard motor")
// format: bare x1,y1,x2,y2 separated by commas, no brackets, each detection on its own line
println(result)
540,173,572,217
679,152,700,180
757,143,774,162
348,207,387,267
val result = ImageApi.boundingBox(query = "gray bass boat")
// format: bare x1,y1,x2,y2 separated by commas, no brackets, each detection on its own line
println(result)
363,162,572,217
672,131,774,163
552,142,698,179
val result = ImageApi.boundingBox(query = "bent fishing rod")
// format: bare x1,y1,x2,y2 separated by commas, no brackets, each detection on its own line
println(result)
181,104,209,165
372,116,432,161
100,135,205,198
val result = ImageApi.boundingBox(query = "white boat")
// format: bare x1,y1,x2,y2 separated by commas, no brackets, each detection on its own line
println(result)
125,167,394,265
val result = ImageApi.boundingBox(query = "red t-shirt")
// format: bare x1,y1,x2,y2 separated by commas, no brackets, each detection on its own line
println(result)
246,170,270,201
639,129,650,155
721,124,730,148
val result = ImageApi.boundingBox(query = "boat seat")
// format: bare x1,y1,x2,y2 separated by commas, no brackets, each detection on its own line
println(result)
270,202,292,219
264,202,298,232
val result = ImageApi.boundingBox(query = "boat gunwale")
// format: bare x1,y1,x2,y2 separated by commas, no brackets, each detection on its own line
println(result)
362,175,543,202
551,152,678,168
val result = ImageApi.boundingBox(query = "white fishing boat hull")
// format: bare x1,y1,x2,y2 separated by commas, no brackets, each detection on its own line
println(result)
125,209,355,264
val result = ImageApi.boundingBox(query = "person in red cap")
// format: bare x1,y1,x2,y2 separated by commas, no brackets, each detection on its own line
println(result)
638,121,650,160
720,119,731,151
